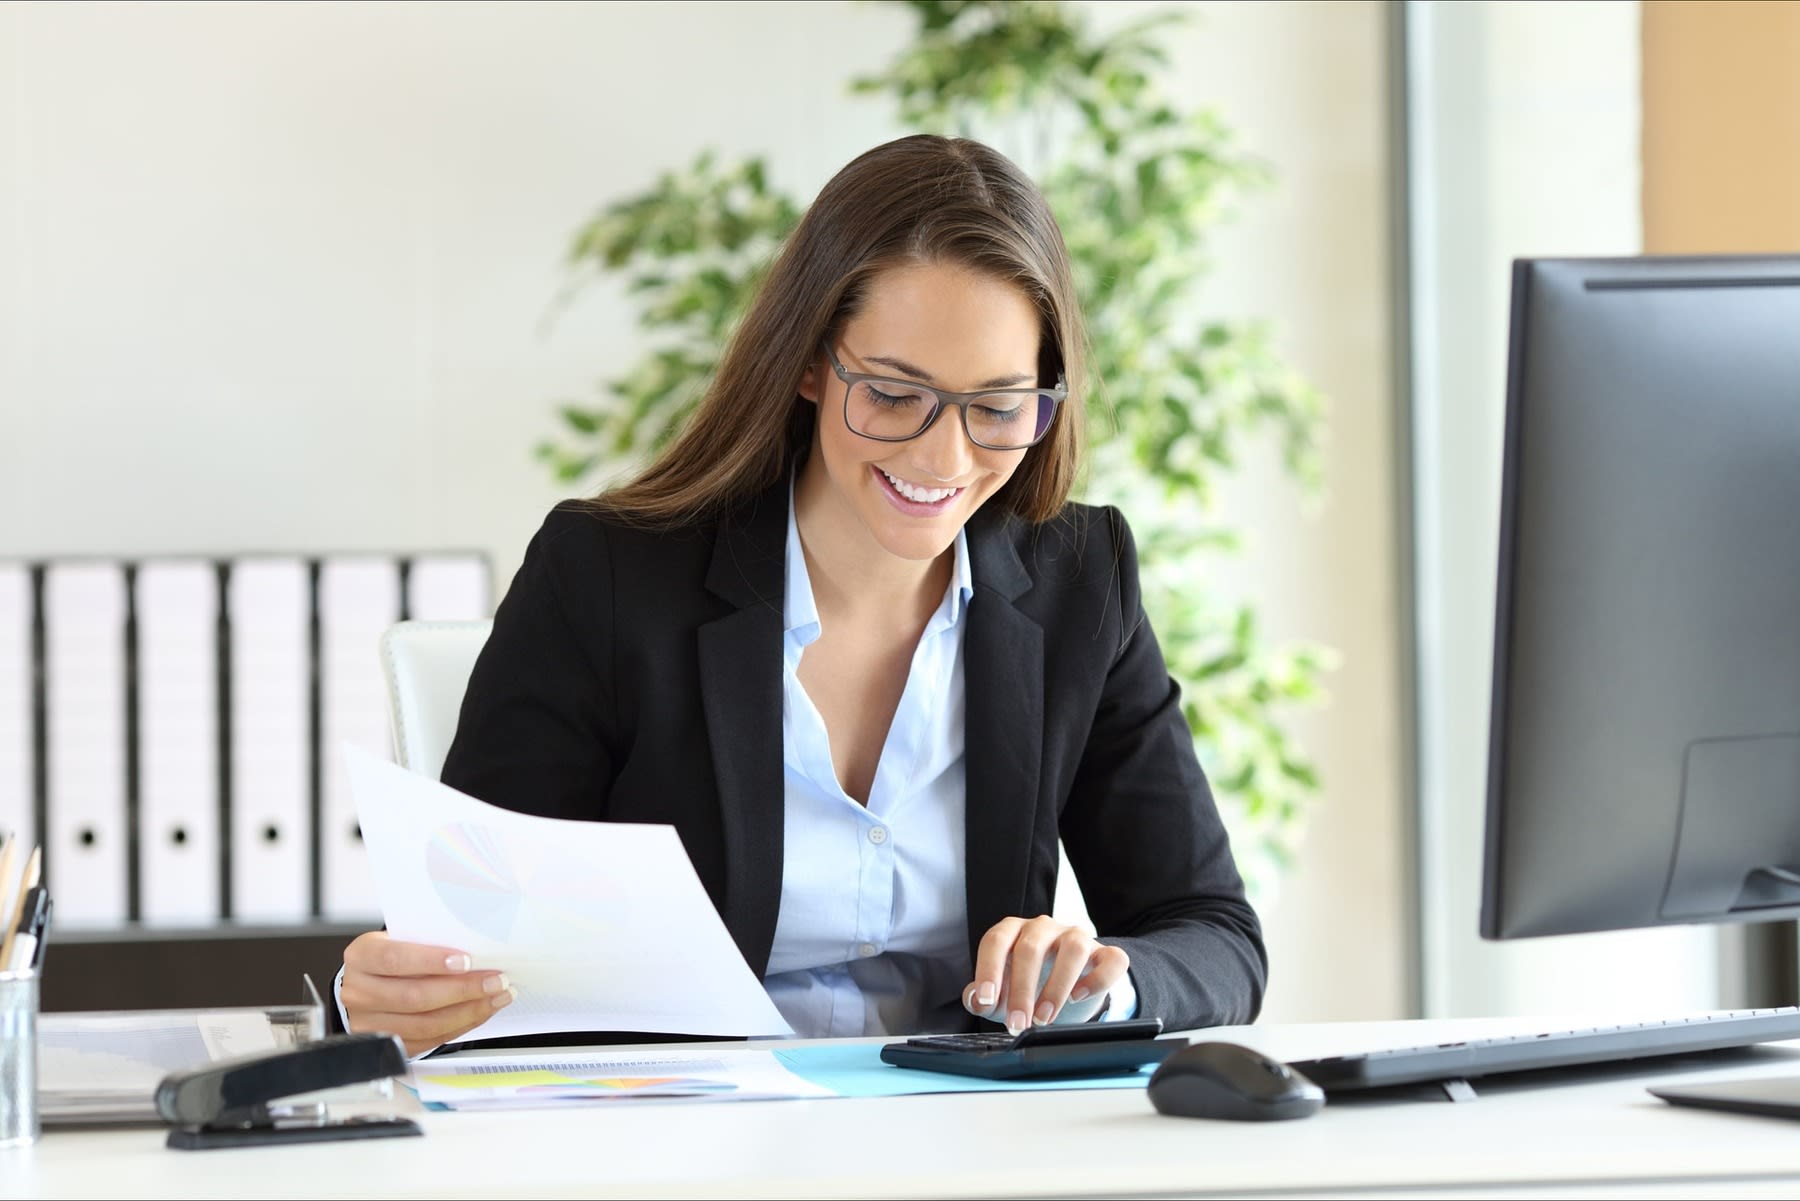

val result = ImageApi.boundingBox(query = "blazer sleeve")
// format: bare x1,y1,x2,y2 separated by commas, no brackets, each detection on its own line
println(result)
440,505,619,819
1056,507,1269,1030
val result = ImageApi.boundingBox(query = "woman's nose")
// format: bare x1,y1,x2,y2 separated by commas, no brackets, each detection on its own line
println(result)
912,406,975,481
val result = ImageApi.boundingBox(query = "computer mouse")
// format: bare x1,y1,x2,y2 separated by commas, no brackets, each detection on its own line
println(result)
1147,1040,1325,1121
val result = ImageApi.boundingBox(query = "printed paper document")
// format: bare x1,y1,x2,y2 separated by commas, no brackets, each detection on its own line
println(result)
412,1049,831,1109
345,745,793,1040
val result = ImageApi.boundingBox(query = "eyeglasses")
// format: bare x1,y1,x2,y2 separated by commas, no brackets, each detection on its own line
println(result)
823,343,1065,451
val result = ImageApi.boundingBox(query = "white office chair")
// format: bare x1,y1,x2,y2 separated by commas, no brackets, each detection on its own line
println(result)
375,615,1094,932
379,619,493,779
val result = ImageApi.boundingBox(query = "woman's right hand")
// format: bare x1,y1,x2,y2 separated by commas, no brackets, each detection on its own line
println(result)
340,931,516,1057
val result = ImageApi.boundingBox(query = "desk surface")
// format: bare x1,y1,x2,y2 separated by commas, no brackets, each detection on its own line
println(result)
9,1015,1800,1199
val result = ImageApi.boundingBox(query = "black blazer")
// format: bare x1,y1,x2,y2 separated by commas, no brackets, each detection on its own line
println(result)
441,482,1267,1033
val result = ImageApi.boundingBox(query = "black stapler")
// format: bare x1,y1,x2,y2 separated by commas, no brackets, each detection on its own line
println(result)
156,1032,422,1150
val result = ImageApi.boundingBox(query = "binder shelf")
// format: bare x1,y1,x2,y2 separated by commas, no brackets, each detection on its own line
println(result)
0,552,490,1010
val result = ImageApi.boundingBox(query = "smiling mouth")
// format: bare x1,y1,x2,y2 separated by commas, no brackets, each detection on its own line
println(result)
878,467,963,505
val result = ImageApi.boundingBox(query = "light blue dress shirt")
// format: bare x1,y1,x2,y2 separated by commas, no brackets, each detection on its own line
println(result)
762,490,977,1038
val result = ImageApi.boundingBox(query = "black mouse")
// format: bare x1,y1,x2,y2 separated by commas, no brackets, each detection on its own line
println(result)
1147,1040,1325,1121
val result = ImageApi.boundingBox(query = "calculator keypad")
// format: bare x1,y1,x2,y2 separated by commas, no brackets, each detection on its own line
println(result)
905,1032,1019,1052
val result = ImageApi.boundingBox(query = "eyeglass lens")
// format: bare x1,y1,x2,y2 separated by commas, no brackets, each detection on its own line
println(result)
847,380,1055,449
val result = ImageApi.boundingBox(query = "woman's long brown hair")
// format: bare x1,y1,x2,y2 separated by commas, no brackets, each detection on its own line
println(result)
589,134,1087,526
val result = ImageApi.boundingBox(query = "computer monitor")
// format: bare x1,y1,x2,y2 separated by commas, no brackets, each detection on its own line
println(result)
1482,254,1800,941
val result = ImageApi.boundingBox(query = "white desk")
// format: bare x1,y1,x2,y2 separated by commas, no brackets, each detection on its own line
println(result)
8,1016,1800,1199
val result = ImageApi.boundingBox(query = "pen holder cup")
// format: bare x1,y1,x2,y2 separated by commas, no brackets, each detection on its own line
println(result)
0,967,37,1148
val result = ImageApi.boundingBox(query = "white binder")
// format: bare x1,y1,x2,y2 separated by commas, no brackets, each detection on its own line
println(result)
226,558,312,922
318,556,400,922
44,562,129,927
407,553,490,621
135,560,220,926
0,564,32,848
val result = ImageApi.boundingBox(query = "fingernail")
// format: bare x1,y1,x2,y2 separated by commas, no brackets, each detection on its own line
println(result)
1007,1009,1027,1035
1071,985,1091,1002
977,983,996,1007
482,973,512,995
492,985,516,1009
446,953,471,972
1034,1001,1054,1025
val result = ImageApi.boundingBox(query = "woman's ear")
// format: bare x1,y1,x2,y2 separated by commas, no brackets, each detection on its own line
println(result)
797,357,822,405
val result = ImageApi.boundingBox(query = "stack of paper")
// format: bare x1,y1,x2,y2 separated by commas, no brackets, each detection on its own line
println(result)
38,1009,284,1124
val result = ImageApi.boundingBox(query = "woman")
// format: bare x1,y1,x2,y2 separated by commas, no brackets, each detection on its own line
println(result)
340,135,1266,1056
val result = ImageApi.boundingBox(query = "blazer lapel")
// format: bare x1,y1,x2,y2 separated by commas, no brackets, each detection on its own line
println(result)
962,513,1045,966
697,484,787,977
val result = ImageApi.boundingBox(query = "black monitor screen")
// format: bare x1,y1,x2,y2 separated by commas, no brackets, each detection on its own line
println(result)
1482,255,1800,940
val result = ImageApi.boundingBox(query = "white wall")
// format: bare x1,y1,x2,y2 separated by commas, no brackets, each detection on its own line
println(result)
0,0,911,572
1126,2,1406,1023
1409,0,1725,1019
2,1,1404,1020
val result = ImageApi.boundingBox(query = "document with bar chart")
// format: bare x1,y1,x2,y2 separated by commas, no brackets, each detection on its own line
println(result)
411,1049,831,1110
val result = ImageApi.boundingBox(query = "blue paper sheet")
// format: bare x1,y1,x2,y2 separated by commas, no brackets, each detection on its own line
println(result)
773,1044,1155,1098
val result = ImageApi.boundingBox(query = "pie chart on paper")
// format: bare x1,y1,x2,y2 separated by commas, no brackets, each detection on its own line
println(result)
425,822,523,941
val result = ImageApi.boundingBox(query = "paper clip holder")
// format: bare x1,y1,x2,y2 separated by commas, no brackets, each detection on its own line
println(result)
156,1032,422,1150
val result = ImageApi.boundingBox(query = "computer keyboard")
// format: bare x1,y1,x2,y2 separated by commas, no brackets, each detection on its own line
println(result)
1287,1006,1800,1092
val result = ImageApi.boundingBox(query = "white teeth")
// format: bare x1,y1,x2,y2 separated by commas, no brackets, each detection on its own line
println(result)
881,469,960,504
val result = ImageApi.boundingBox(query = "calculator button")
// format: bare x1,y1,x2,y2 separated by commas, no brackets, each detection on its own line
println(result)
905,1032,1017,1051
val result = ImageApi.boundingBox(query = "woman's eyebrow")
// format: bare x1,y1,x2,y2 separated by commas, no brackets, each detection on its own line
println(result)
862,353,1034,390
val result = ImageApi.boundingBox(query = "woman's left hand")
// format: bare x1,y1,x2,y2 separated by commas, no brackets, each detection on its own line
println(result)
963,915,1130,1034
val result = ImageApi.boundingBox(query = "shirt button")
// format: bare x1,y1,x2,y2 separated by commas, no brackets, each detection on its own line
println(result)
858,942,878,958
868,826,889,845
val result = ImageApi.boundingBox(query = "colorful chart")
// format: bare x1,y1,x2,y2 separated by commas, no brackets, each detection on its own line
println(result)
419,1067,736,1096
518,1077,737,1097
425,822,521,941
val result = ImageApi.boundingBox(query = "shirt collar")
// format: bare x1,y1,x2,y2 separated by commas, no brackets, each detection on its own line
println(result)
784,473,974,641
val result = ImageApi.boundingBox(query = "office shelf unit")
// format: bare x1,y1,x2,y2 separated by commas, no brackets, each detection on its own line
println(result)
1,551,491,1011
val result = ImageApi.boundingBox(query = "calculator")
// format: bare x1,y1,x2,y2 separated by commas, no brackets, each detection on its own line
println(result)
878,1017,1186,1080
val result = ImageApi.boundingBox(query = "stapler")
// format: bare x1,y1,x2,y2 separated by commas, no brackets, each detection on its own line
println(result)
156,1031,422,1150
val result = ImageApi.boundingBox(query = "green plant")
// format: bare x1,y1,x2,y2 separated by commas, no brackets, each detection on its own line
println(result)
537,0,1332,902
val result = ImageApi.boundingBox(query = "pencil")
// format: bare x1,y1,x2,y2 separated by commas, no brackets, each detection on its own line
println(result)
0,844,37,970
0,837,14,966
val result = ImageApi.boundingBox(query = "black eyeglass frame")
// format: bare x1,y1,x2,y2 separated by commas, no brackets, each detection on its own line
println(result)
823,342,1067,451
